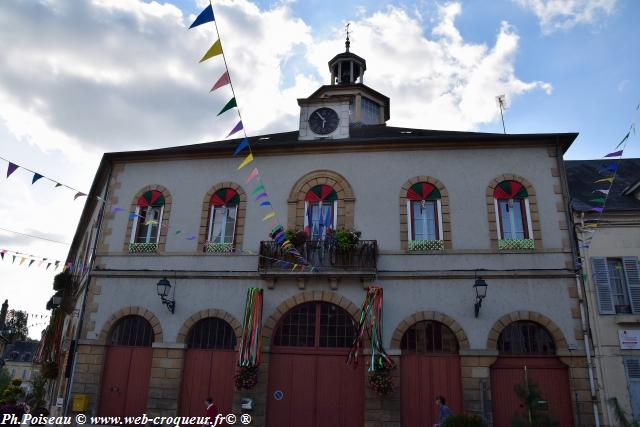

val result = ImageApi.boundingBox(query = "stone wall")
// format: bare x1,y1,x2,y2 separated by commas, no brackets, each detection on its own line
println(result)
147,345,185,417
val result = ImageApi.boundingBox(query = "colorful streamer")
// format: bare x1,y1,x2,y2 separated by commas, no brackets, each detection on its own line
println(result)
238,287,263,367
347,286,394,372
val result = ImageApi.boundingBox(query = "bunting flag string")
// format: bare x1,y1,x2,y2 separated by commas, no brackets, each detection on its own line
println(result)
188,3,312,267
237,287,263,367
0,248,65,271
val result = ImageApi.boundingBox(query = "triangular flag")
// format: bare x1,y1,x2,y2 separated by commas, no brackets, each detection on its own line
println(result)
32,173,44,184
54,182,62,188
255,192,268,201
111,207,124,213
596,189,610,195
210,71,230,93
12,255,16,264
54,261,60,269
185,234,196,241
74,192,87,200
0,252,4,260
227,120,243,138
234,138,249,156
217,97,237,116
199,39,223,63
589,197,606,204
46,263,51,270
590,207,604,213
237,153,253,170
605,150,623,158
19,257,27,266
175,230,182,235
600,163,619,173
28,260,35,267
129,212,139,219
262,212,276,221
189,4,214,29
245,168,260,184
252,183,265,196
6,162,18,178
594,177,614,184
260,201,272,207
616,131,630,149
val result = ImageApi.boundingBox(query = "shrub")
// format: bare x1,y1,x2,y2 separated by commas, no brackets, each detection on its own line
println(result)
443,414,487,427
334,229,361,251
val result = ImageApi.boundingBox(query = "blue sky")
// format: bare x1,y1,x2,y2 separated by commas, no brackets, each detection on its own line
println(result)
0,0,637,336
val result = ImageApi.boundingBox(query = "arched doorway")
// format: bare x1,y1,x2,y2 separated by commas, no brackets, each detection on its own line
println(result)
400,320,463,427
266,302,363,427
99,315,154,416
490,321,574,426
179,317,237,417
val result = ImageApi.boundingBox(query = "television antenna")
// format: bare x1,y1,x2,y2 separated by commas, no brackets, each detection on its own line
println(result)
496,95,507,134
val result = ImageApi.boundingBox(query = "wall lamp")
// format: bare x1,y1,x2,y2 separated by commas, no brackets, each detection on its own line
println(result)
156,278,175,314
473,276,488,318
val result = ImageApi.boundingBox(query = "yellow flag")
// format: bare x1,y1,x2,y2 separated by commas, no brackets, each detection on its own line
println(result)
594,177,614,184
238,153,254,170
262,212,276,221
199,39,223,63
19,257,27,266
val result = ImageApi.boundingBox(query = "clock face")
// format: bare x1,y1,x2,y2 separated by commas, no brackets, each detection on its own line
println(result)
308,107,339,135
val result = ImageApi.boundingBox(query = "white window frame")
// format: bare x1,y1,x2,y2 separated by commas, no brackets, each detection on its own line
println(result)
494,197,533,240
130,205,164,244
207,204,238,244
407,199,443,242
304,200,338,239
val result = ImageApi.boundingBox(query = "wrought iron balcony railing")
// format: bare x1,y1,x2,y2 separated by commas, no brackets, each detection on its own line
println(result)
259,240,377,274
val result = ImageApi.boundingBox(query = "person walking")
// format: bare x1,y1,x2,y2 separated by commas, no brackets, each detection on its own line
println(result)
434,395,453,427
204,397,219,427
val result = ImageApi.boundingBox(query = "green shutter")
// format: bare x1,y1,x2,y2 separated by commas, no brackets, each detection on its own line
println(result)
623,257,640,315
591,257,615,314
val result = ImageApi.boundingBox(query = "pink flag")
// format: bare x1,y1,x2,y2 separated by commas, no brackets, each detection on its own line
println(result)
245,168,260,184
210,71,230,93
227,121,243,137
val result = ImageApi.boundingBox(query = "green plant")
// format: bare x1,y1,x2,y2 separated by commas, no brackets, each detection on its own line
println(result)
285,229,307,248
368,368,394,397
511,378,558,427
27,374,47,414
0,379,25,404
52,271,72,291
608,397,640,427
4,310,28,343
443,414,487,427
334,228,361,251
0,369,11,397
234,365,258,390
41,361,58,380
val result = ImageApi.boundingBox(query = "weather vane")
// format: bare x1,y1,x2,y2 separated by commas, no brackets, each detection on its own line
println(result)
345,23,351,52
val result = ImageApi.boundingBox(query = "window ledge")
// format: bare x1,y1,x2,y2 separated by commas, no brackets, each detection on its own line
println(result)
129,242,158,253
615,315,640,325
498,238,535,251
205,242,234,253
408,240,444,251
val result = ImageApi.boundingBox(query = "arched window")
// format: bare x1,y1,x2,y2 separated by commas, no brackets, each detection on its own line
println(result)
493,181,533,248
272,302,356,349
401,321,458,353
130,190,165,252
304,185,338,240
108,315,154,347
187,318,237,350
406,182,443,251
497,321,555,355
206,188,239,252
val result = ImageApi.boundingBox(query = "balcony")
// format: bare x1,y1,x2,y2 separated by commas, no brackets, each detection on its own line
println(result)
258,240,378,277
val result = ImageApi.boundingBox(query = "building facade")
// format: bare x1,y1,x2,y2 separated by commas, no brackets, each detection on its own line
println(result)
2,341,40,392
58,43,596,426
568,159,640,426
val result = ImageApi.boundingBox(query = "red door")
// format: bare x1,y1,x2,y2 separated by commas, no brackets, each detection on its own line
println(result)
266,302,364,427
179,349,236,417
401,354,462,427
490,357,574,427
99,346,153,416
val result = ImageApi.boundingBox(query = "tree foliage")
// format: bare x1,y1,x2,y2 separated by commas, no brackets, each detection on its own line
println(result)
511,378,558,427
3,310,28,343
608,397,640,427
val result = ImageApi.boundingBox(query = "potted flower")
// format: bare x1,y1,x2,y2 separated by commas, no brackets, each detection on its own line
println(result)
234,365,258,391
368,367,394,398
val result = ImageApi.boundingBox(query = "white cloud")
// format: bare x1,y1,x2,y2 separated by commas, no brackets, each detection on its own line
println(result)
515,0,617,33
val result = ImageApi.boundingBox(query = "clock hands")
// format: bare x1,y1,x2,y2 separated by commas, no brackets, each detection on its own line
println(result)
315,111,326,128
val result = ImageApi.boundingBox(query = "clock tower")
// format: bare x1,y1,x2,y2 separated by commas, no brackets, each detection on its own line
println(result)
298,30,390,140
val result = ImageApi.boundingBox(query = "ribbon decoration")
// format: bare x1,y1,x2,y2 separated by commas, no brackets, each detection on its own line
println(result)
238,287,263,367
347,286,394,372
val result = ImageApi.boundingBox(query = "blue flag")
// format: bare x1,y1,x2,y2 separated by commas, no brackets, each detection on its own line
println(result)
189,4,214,29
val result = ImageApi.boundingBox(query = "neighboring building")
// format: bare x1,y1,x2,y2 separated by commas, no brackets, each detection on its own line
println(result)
59,40,595,427
2,341,40,391
568,158,640,425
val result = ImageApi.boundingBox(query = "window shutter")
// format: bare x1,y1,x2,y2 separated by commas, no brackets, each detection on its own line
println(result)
623,257,640,314
591,257,615,314
625,357,640,419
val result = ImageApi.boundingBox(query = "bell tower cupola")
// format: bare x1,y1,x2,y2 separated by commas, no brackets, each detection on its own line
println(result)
328,25,366,85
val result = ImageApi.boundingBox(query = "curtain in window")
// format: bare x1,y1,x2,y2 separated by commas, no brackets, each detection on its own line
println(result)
407,182,441,241
209,188,239,244
498,199,526,240
304,184,337,240
134,190,165,244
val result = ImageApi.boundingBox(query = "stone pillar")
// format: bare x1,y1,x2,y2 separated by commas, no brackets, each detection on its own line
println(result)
460,353,497,424
70,340,106,415
232,353,270,427
146,343,186,417
364,355,401,427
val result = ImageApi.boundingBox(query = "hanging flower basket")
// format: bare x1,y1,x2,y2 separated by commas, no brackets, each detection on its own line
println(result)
368,367,395,398
234,365,258,391
41,361,59,380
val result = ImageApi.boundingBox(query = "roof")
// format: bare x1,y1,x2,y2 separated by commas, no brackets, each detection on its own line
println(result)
103,124,578,160
2,341,39,363
566,158,640,212
328,51,367,69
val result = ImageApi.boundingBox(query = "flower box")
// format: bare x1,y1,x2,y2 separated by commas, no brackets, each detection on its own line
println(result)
128,242,158,253
497,238,535,250
206,242,234,253
408,239,445,251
